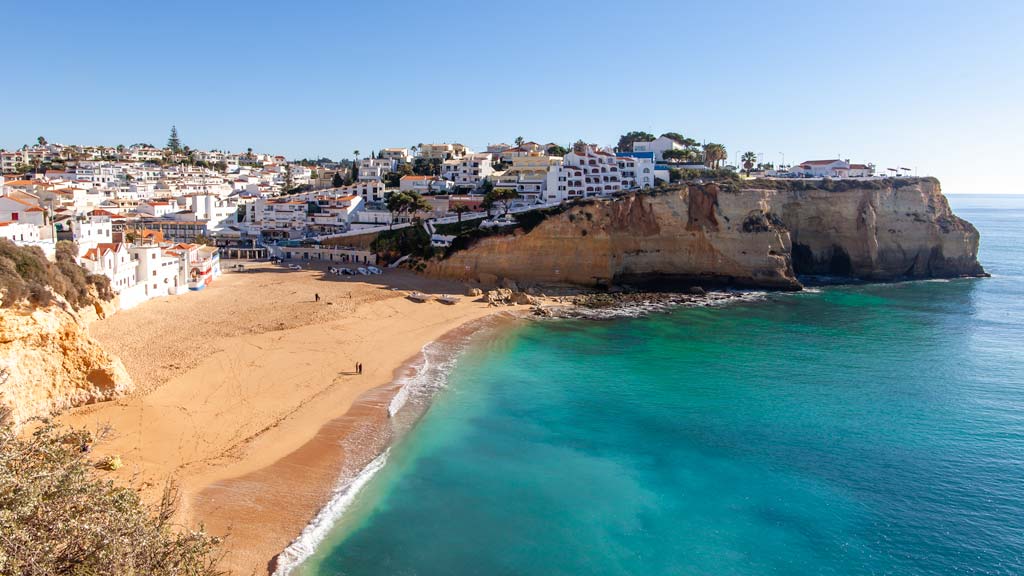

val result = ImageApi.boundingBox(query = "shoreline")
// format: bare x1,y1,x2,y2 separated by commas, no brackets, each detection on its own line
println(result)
266,314,519,575
59,262,531,575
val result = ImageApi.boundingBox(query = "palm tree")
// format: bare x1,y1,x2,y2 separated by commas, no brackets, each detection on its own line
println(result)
741,151,757,175
454,204,469,223
703,143,727,169
515,136,525,147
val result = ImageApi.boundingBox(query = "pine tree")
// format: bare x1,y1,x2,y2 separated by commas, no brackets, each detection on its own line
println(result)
167,126,182,153
282,164,294,193
331,172,344,187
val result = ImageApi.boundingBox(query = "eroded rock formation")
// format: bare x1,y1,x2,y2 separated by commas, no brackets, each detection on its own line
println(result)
428,179,984,290
0,303,132,427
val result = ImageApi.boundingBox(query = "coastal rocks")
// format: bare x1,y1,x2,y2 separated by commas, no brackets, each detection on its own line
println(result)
484,288,539,306
0,304,132,428
536,290,754,319
426,179,984,290
466,287,483,297
485,289,514,305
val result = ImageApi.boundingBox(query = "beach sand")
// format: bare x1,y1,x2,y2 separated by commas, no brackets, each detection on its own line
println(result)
61,262,523,574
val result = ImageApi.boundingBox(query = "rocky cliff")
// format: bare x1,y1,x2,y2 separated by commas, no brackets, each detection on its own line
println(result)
428,178,984,290
0,302,132,427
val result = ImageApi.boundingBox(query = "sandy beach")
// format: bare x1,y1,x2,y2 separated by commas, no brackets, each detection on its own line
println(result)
61,262,525,574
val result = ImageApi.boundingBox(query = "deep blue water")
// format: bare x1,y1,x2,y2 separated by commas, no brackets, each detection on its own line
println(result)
298,194,1024,576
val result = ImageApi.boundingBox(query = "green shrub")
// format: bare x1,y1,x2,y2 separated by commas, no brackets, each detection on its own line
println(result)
0,239,113,309
0,410,224,576
371,226,433,262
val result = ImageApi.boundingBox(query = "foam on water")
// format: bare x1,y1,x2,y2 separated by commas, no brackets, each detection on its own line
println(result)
271,450,390,576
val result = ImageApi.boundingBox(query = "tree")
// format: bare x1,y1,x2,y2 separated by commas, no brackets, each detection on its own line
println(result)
703,143,727,168
616,131,654,153
385,191,431,229
484,187,519,216
514,136,525,147
282,164,295,193
741,151,757,175
166,126,182,153
661,132,686,144
454,204,470,223
331,171,345,188
546,144,569,157
383,171,401,188
37,136,47,146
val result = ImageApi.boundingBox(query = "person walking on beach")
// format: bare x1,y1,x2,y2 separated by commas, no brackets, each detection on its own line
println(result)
356,362,362,375
315,293,320,302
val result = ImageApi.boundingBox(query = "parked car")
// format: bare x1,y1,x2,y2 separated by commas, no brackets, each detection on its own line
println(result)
367,266,382,275
357,267,369,275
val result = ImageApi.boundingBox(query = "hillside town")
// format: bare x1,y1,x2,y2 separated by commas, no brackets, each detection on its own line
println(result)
0,128,886,308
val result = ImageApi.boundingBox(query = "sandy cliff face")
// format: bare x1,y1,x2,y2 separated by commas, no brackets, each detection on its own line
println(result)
766,179,984,279
430,185,800,289
0,303,132,427
428,179,983,289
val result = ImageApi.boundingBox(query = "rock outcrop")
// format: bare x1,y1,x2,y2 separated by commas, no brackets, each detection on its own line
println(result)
0,304,132,427
428,179,984,290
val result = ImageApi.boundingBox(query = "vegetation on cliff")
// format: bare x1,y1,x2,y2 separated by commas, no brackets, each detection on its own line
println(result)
0,409,223,575
0,240,112,309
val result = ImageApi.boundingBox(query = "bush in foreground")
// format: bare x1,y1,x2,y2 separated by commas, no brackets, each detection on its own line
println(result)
0,410,224,575
0,240,112,309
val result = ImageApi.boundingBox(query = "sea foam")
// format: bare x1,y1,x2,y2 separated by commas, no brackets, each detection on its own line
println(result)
271,450,389,575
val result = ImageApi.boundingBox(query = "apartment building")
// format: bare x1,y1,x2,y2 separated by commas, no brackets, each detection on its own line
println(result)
441,153,493,191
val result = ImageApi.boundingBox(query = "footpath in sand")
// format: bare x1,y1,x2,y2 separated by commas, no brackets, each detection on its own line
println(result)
62,262,524,574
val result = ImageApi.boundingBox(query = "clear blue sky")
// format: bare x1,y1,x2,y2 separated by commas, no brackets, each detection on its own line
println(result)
4,0,1022,193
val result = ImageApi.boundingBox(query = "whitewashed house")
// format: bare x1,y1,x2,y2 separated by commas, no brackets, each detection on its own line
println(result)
441,153,493,191
632,136,685,161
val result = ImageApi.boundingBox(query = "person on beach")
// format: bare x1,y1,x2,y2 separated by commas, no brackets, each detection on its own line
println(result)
315,293,320,302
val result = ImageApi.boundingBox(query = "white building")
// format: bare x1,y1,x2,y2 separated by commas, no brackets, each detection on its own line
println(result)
129,243,182,298
790,159,872,178
379,148,411,164
0,221,41,244
138,200,176,217
631,136,685,161
358,158,397,181
441,153,493,191
80,242,136,293
70,217,113,256
399,175,452,195
544,145,623,202
0,195,46,226
419,143,469,161
615,154,658,190
492,154,561,202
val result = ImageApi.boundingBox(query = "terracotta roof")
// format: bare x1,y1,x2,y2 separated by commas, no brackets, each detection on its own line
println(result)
800,159,844,166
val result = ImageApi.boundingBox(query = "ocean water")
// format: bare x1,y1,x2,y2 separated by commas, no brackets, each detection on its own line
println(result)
295,194,1024,576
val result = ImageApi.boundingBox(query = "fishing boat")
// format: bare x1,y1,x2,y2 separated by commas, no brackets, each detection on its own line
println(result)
407,292,432,302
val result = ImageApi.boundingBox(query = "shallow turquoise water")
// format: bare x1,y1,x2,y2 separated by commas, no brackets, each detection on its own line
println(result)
298,195,1024,575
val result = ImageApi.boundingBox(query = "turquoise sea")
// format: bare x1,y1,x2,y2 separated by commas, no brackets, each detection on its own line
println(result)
296,194,1024,576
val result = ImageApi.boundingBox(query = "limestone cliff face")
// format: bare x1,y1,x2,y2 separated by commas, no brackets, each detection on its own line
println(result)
429,184,801,289
766,179,984,279
427,179,984,289
0,303,132,427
